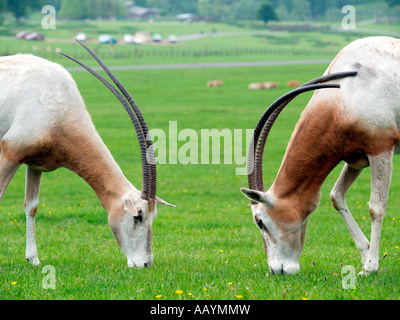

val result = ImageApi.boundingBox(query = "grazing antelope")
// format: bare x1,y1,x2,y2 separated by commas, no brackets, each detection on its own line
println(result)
248,82,263,90
260,81,278,89
241,36,400,275
207,80,223,87
0,40,173,268
248,82,279,90
287,80,300,88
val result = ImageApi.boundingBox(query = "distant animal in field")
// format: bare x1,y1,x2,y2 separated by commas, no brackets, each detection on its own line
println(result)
248,82,263,90
207,80,223,87
261,82,278,89
248,82,278,90
287,80,301,87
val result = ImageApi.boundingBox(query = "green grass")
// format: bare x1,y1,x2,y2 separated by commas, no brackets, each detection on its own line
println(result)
1,62,400,300
1,19,400,300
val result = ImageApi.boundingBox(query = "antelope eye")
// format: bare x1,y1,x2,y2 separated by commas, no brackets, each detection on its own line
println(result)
257,218,263,229
134,209,143,222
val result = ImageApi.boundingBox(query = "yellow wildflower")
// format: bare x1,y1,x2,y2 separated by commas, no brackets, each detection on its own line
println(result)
175,290,183,295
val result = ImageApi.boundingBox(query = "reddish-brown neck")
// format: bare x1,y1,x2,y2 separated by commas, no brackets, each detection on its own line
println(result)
271,103,342,215
55,123,133,213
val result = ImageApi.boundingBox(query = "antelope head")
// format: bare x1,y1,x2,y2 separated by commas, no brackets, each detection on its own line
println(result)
61,40,174,268
241,72,357,274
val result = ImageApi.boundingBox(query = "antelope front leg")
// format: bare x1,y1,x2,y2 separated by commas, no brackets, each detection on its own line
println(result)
360,150,394,275
330,163,370,264
24,167,42,266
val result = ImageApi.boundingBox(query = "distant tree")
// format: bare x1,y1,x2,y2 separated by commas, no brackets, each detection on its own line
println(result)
385,0,400,25
386,0,400,6
0,0,5,13
257,2,278,24
307,0,327,19
7,0,41,23
0,0,6,24
290,0,310,21
231,0,260,20
59,0,124,19
134,0,148,6
59,0,86,19
198,0,230,21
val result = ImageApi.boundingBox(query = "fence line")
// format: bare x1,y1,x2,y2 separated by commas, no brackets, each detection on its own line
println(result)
0,45,337,60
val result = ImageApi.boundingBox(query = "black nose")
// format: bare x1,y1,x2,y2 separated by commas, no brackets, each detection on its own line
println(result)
144,263,148,268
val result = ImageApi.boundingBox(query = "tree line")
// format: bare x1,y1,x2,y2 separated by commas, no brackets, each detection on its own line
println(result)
0,0,399,23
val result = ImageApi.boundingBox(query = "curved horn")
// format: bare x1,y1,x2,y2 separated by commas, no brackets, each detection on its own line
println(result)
60,46,155,203
71,40,157,203
248,71,357,196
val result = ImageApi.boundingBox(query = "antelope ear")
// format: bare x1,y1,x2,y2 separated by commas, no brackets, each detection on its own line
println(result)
240,188,275,208
122,194,141,217
156,196,176,208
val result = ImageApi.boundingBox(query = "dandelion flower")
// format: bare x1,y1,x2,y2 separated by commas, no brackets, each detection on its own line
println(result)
228,282,233,286
11,281,17,285
236,295,243,299
187,292,192,296
203,288,207,291
302,297,309,300
220,250,224,253
196,205,199,208
155,295,162,299
175,290,183,295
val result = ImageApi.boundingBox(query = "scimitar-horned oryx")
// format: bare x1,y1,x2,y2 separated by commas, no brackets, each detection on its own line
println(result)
0,39,174,268
241,36,400,275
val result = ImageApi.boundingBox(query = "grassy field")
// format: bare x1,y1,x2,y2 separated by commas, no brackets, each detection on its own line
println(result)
0,17,400,301
0,19,378,67
0,62,400,300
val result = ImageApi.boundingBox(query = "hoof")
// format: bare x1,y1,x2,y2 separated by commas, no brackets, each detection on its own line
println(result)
26,257,41,266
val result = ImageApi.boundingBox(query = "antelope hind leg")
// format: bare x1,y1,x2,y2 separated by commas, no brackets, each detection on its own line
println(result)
359,150,394,275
